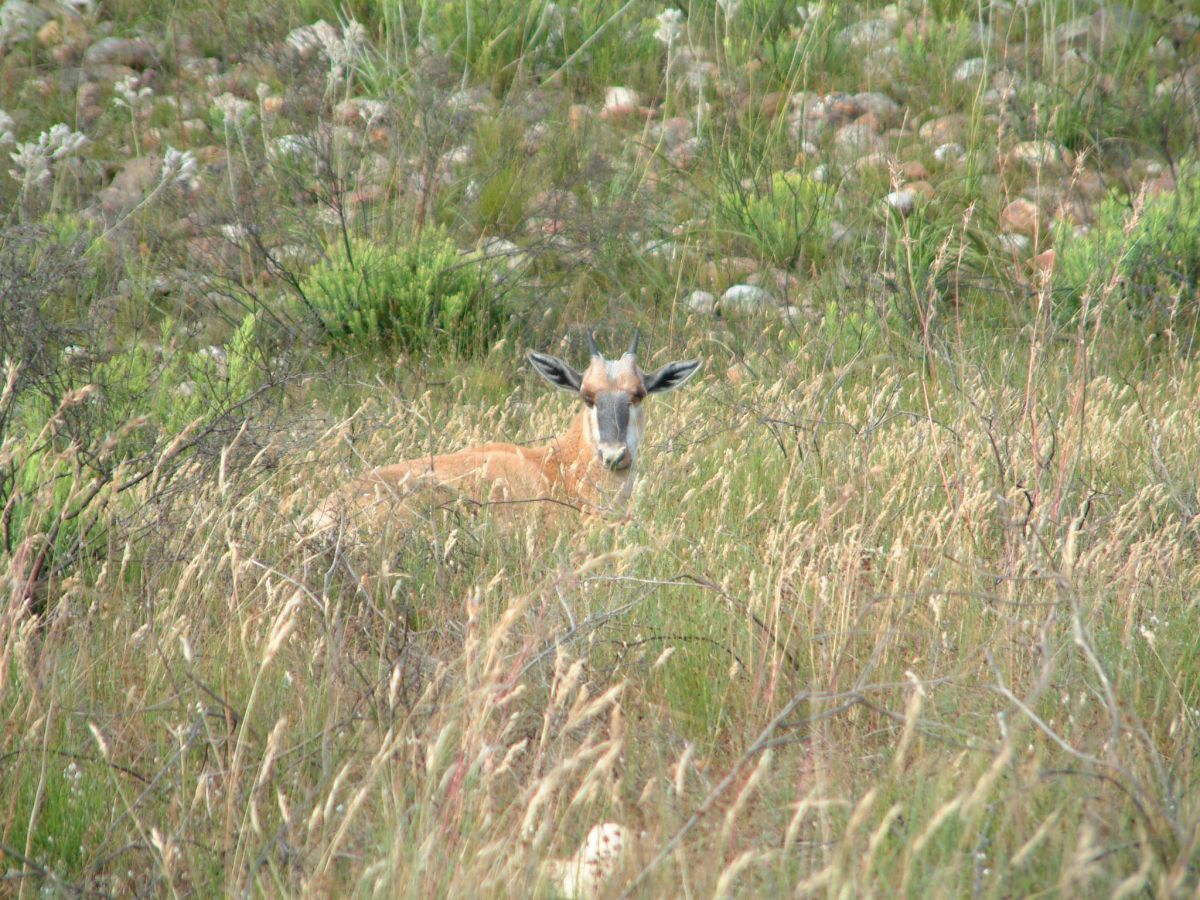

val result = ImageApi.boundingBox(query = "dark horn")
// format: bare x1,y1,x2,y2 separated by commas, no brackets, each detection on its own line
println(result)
588,330,602,358
626,330,639,357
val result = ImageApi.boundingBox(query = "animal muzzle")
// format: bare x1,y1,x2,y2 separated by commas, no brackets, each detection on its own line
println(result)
597,442,632,471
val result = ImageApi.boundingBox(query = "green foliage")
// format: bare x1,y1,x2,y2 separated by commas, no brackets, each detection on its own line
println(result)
301,231,509,357
3,750,108,877
1054,160,1200,313
89,313,264,449
715,169,834,268
0,314,265,593
882,202,994,324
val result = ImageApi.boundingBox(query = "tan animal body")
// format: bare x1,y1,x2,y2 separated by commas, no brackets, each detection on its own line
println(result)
309,333,701,537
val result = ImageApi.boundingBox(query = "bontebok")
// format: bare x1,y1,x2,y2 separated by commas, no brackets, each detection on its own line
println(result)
309,333,701,536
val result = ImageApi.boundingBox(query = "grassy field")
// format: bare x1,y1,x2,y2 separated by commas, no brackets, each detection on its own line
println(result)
2,0,1200,895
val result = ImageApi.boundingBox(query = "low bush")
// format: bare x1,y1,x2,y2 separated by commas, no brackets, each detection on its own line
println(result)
1055,159,1200,315
301,230,509,357
714,169,835,269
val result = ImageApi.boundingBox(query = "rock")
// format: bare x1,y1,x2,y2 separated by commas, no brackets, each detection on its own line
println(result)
900,160,929,181
668,137,703,169
1155,64,1200,110
748,267,801,298
1151,36,1176,62
919,114,967,145
1031,248,1056,275
760,91,788,118
834,121,884,159
904,180,935,201
793,140,818,166
854,152,894,174
656,116,692,149
477,237,526,270
96,154,163,217
1007,141,1073,171
953,57,987,82
933,142,964,163
998,233,1030,254
35,18,59,47
602,86,640,121
1145,171,1176,198
0,0,51,45
1168,13,1200,47
1073,169,1104,200
826,94,864,123
686,290,716,314
76,79,101,110
83,36,157,70
840,18,894,49
1000,199,1040,236
720,284,775,313
854,91,901,126
1054,6,1143,53
883,189,916,216
856,111,883,134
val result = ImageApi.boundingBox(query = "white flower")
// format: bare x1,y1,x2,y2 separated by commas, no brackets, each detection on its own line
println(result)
269,134,313,160
9,141,51,188
355,99,388,126
316,18,369,83
212,92,255,127
44,124,88,160
286,21,338,56
112,74,152,109
717,0,742,16
654,8,684,46
219,223,249,242
0,110,14,146
160,145,198,187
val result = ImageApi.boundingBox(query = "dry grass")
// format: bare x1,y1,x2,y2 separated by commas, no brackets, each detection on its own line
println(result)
4,309,1200,896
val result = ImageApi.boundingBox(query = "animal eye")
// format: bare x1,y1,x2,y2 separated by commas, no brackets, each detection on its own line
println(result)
582,396,595,407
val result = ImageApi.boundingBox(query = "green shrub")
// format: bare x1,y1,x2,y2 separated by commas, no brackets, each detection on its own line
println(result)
0,313,266,602
714,169,835,268
1055,160,1200,312
301,230,509,356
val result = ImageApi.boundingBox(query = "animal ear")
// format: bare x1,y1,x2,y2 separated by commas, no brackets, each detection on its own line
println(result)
528,350,583,392
644,359,702,394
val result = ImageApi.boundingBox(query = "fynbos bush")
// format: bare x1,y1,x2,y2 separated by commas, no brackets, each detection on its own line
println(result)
1055,159,1200,313
715,170,835,268
301,230,509,356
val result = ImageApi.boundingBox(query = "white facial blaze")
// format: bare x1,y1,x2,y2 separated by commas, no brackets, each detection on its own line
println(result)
626,405,642,463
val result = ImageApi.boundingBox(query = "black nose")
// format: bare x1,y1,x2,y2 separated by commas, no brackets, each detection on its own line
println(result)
598,444,630,470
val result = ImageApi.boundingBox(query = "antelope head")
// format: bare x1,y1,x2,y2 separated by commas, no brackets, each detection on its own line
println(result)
528,332,702,473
